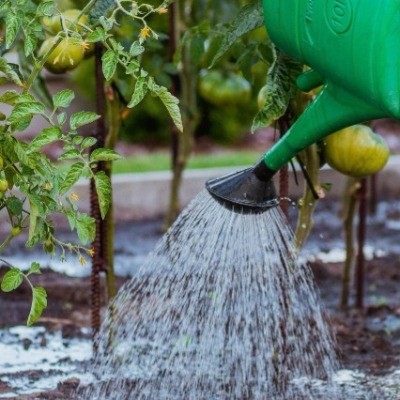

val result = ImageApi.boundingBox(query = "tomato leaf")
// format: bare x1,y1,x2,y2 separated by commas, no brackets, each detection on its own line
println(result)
252,49,302,132
128,77,148,108
60,162,85,194
53,89,75,109
90,149,121,162
148,79,183,133
29,262,41,275
1,268,23,292
75,213,96,245
27,287,47,326
102,50,118,81
28,126,62,152
70,111,100,129
5,12,22,49
94,171,111,219
209,1,264,67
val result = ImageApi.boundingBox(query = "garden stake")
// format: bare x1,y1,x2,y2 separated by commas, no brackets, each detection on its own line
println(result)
90,42,108,344
207,0,400,213
355,178,368,309
369,174,377,216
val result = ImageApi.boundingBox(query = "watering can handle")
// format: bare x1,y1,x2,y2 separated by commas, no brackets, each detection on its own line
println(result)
262,83,387,172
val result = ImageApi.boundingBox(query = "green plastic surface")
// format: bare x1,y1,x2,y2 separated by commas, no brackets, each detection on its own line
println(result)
261,0,400,171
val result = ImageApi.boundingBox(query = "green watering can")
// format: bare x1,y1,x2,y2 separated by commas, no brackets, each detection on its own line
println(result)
206,0,400,212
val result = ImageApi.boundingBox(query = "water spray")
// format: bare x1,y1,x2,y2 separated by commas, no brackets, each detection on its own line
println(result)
207,0,400,211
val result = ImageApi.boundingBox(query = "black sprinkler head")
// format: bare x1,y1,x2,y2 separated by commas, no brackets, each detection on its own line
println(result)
205,161,279,213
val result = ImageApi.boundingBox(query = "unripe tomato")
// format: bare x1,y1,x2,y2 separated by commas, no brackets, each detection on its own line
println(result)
39,37,85,74
43,9,88,35
257,85,268,110
323,125,390,178
199,70,251,107
0,179,8,192
0,155,3,170
11,226,21,237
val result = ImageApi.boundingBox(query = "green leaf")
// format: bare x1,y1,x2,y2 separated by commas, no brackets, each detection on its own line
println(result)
86,27,107,42
70,111,100,129
90,148,121,162
59,162,85,194
7,196,23,216
53,89,75,109
0,90,19,105
57,112,67,125
127,77,148,108
8,102,46,124
129,42,145,57
28,126,62,152
209,1,264,67
1,268,23,292
148,79,183,132
5,12,22,49
27,287,47,326
102,50,118,81
81,137,97,150
24,34,37,57
189,35,205,67
252,49,302,132
36,1,56,16
94,171,111,219
90,0,115,24
69,113,97,131
75,213,95,245
58,149,81,160
0,58,23,85
29,262,41,275
28,199,39,243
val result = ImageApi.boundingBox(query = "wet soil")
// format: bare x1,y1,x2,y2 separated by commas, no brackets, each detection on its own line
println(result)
2,200,400,398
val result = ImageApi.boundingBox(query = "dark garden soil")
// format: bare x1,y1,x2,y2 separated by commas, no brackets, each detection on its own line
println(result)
1,199,400,398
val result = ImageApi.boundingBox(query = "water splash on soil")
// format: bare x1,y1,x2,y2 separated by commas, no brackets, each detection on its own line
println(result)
80,191,339,399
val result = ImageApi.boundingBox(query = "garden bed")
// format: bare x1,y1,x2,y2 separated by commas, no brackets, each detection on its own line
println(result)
1,199,400,398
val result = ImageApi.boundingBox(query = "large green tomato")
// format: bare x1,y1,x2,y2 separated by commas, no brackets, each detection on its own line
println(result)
39,37,85,74
323,125,390,178
43,9,88,35
199,70,251,107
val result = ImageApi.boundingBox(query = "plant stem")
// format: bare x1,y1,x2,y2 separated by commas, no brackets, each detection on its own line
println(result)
340,178,359,310
294,144,320,251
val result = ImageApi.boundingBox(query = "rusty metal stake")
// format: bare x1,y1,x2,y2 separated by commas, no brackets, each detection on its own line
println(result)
90,42,108,346
355,178,368,309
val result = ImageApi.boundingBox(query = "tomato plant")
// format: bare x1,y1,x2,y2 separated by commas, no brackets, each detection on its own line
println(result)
0,0,181,325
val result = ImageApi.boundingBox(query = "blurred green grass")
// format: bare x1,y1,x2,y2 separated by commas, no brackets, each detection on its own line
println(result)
112,151,260,174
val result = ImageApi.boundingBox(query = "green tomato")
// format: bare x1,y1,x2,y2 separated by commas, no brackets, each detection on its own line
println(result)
39,37,85,74
199,70,251,107
43,9,88,35
11,226,21,237
0,155,3,170
0,179,8,192
324,125,390,178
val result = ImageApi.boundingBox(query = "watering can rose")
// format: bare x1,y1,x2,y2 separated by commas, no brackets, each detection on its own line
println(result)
323,125,390,178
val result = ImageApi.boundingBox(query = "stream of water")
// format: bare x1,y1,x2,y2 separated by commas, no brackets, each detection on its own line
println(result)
80,191,339,399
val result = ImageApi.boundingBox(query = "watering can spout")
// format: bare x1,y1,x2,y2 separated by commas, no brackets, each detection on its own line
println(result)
206,161,279,213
